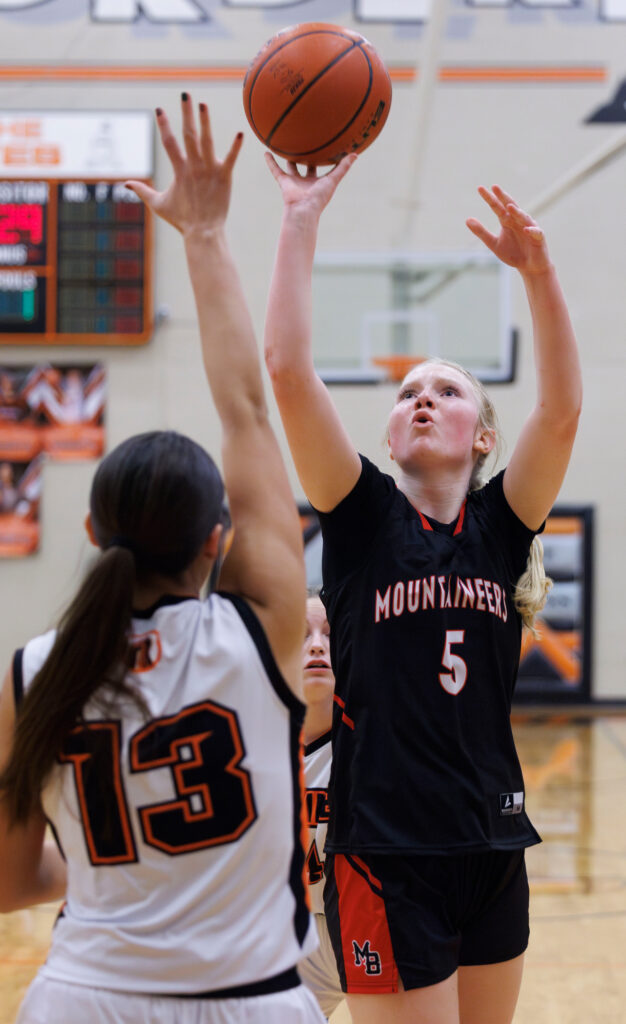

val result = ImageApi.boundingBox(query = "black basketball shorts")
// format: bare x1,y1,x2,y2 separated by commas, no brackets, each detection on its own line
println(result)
324,848,529,993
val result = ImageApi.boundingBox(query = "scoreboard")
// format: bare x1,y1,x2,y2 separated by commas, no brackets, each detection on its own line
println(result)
0,179,151,344
0,111,153,346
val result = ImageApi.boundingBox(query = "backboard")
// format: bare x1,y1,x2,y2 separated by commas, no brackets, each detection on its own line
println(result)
312,251,516,384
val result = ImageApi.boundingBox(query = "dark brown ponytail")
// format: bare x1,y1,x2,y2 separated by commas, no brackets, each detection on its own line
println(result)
0,430,225,826
1,547,136,825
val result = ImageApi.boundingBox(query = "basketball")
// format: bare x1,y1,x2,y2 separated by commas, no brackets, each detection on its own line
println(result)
242,22,392,166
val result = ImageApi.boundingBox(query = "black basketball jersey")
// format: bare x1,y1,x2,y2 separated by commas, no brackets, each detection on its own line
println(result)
318,455,542,855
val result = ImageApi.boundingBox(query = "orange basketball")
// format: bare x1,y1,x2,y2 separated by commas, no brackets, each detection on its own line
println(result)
243,22,392,166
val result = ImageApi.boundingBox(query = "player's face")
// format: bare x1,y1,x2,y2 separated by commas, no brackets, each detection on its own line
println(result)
387,364,486,473
302,597,334,705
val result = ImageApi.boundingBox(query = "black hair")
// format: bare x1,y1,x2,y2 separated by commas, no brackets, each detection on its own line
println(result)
90,430,224,572
0,431,224,826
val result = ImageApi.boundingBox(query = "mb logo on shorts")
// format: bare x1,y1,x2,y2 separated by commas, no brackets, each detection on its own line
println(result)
352,939,382,975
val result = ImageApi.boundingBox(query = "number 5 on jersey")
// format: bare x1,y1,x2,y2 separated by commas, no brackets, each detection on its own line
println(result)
439,630,467,695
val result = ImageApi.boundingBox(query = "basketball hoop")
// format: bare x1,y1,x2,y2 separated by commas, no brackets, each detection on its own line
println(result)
372,355,426,382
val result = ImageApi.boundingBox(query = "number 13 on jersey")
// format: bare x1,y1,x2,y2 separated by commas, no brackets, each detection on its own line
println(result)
59,700,258,866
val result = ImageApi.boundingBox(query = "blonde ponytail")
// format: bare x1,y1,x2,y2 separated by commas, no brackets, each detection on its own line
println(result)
513,535,552,636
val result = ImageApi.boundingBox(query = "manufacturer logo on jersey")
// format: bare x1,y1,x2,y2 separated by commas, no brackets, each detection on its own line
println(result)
352,939,382,975
499,792,524,815
129,629,162,673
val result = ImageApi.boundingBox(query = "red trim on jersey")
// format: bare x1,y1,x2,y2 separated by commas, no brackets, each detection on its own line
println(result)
333,694,355,730
334,854,399,993
416,501,466,534
453,499,467,536
417,509,433,531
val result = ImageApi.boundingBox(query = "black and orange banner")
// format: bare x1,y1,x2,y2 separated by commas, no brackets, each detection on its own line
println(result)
0,362,106,557
0,452,44,557
0,363,106,463
515,508,593,703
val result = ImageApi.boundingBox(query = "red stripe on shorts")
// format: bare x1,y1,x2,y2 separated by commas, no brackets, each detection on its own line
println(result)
334,854,399,993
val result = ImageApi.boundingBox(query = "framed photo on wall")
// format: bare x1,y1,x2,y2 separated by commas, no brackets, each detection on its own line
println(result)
515,507,593,704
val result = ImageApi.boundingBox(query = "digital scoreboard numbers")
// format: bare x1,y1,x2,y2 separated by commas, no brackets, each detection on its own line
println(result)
57,180,149,338
0,179,151,345
0,111,153,346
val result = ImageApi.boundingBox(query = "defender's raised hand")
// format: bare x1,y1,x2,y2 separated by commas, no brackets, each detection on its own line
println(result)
466,185,551,277
126,95,243,238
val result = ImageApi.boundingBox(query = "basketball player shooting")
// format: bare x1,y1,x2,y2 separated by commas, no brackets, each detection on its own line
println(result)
263,152,582,1024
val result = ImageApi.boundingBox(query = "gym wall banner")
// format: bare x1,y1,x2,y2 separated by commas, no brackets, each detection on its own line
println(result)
0,452,43,557
0,362,106,462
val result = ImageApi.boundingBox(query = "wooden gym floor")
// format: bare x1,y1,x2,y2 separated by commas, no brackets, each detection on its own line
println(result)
2,712,625,1024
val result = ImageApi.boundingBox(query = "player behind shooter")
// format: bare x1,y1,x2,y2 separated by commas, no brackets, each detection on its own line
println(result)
263,152,582,1024
299,592,343,1019
0,96,324,1024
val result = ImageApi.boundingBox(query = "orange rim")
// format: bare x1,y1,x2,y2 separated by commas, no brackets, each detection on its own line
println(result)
372,355,426,381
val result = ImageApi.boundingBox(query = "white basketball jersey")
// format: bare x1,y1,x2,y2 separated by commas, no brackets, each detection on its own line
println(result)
16,593,317,995
303,733,332,915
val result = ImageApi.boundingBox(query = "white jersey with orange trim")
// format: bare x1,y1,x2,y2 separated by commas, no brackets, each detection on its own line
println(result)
299,732,343,1019
302,732,332,915
14,592,317,995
